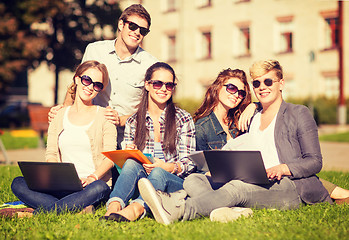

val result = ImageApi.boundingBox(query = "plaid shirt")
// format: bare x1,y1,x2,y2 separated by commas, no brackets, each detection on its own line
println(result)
123,106,196,178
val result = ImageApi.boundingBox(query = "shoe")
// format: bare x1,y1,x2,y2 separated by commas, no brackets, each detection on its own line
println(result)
99,215,109,221
335,197,349,205
107,213,130,222
78,205,95,215
138,178,186,225
0,207,34,218
210,207,253,223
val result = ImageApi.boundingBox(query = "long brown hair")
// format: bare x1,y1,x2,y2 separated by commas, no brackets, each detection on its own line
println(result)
134,62,177,154
193,68,251,129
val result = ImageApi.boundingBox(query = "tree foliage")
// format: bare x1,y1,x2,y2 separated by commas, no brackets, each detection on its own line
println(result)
0,0,121,101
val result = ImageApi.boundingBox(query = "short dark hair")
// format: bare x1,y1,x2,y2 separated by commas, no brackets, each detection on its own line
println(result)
119,4,151,28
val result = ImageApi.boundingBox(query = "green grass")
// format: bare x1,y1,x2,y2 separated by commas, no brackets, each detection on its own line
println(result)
1,166,348,240
1,129,349,151
319,132,349,142
0,130,39,150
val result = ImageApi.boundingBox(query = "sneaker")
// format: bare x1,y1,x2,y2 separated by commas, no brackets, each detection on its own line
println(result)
138,178,186,225
210,207,253,223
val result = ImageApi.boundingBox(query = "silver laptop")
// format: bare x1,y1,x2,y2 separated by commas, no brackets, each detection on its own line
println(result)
18,161,83,193
189,150,271,185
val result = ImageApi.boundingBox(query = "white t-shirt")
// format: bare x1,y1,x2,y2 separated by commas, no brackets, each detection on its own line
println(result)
248,111,280,169
58,106,97,178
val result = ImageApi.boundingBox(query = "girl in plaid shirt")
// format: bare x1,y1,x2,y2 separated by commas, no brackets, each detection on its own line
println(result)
103,62,196,222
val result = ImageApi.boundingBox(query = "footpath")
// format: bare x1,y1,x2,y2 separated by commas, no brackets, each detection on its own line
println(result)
0,125,348,172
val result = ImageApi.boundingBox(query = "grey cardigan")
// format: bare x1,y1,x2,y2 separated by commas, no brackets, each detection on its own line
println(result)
272,101,332,204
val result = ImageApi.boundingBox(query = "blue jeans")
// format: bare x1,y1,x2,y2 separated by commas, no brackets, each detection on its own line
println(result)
107,159,184,211
11,176,111,214
182,173,302,220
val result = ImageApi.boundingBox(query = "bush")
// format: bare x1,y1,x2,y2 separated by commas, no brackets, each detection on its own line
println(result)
279,97,349,125
177,96,349,125
176,98,203,116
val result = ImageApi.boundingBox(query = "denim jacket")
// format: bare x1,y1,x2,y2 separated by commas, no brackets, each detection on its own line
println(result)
195,111,240,151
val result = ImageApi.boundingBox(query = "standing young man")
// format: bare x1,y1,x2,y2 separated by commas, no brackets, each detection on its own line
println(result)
138,59,332,225
49,4,157,146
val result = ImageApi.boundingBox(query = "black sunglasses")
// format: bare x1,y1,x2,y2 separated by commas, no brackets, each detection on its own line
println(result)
223,83,246,99
80,75,104,92
148,80,176,91
124,20,150,36
252,78,278,88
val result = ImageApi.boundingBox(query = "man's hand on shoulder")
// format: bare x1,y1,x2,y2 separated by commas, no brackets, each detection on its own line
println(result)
105,106,120,126
48,104,63,123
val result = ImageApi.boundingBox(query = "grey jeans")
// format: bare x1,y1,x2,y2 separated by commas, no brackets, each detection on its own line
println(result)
182,173,302,221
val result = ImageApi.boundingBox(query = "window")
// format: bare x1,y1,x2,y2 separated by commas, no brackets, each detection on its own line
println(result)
320,10,338,50
324,17,339,49
196,0,212,8
233,22,250,57
167,34,177,62
198,31,212,59
276,17,294,53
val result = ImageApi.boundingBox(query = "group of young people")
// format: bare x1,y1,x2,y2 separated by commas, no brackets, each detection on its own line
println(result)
10,4,349,222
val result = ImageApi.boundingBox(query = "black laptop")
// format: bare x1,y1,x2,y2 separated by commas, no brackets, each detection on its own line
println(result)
189,150,271,185
18,161,83,193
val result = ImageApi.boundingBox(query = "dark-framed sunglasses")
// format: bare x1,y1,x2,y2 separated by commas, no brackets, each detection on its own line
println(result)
80,75,104,92
148,80,177,91
252,78,278,88
124,20,150,36
223,83,246,99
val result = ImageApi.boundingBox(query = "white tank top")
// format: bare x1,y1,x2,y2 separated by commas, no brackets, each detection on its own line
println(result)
58,106,98,178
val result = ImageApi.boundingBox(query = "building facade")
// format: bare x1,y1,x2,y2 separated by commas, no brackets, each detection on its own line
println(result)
120,0,348,103
28,0,348,108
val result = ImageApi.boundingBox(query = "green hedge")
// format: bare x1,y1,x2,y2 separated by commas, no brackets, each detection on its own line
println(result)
176,97,349,125
287,97,349,125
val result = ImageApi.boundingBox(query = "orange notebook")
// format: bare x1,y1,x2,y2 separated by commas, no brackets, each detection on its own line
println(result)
102,150,152,168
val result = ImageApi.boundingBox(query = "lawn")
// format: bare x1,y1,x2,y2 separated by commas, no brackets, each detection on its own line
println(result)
1,166,348,240
0,130,39,150
1,129,349,151
319,131,349,142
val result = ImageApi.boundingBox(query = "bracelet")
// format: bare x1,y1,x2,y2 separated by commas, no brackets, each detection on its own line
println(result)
88,173,98,181
171,162,179,174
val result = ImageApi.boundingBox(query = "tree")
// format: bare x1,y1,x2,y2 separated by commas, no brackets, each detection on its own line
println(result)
0,0,122,104
0,0,59,94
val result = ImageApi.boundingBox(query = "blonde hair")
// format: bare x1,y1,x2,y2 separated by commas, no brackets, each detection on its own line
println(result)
249,59,283,80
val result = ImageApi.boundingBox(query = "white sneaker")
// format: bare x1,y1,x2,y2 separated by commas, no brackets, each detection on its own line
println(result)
210,207,253,223
138,178,186,225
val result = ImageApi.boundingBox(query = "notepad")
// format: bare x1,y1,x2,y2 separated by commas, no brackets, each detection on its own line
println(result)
102,150,153,168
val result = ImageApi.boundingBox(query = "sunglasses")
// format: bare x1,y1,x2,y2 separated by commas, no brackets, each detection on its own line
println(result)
252,78,278,88
148,80,177,91
124,20,150,36
80,75,104,92
223,84,247,99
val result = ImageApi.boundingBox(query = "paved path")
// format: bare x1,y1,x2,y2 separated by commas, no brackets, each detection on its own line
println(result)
1,142,348,172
